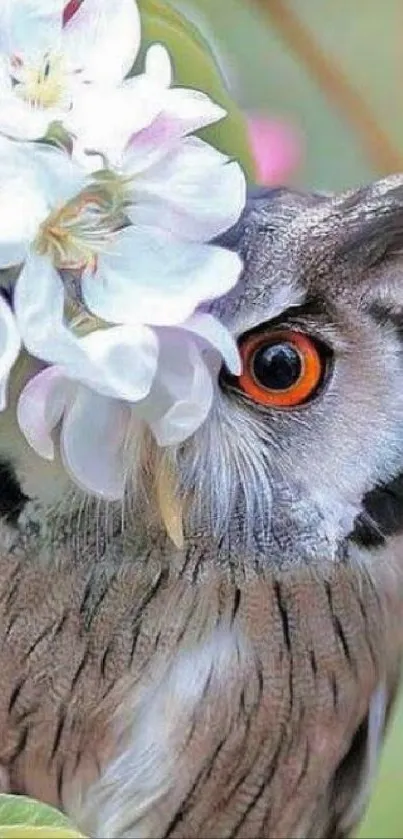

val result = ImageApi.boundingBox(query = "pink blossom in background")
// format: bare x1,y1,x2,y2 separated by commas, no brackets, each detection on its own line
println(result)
247,115,303,185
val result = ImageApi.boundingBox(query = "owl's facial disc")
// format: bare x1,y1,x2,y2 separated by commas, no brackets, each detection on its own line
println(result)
168,182,403,569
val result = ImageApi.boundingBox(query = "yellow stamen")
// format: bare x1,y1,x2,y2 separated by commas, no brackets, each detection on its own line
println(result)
14,53,66,109
35,189,113,271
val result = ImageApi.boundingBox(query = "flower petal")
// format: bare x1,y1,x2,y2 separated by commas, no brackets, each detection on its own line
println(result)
0,57,12,94
152,87,225,137
62,0,141,83
0,139,51,267
66,76,163,166
123,92,227,176
14,253,84,362
0,62,52,144
79,324,158,402
83,226,243,327
60,385,130,499
16,255,158,402
0,139,85,269
183,312,241,376
0,295,21,409
0,0,63,59
17,366,72,460
27,141,88,206
0,95,57,141
145,44,172,88
118,113,180,176
141,332,213,446
127,136,246,241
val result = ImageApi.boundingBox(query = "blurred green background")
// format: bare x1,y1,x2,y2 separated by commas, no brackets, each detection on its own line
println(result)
173,0,403,191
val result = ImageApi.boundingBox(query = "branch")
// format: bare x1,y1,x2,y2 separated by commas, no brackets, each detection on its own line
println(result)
250,0,403,175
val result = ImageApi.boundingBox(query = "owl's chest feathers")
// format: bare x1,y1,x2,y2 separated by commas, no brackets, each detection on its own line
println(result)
0,515,401,837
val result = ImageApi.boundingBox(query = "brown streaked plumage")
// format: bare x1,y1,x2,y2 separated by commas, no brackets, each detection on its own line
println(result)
0,537,401,839
1,178,403,836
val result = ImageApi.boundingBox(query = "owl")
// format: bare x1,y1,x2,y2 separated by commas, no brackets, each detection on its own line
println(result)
0,176,402,839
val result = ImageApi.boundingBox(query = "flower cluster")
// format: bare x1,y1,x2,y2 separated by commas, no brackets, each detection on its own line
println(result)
0,0,246,499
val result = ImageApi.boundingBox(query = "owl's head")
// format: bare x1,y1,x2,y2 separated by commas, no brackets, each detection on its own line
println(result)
156,177,403,571
4,177,403,573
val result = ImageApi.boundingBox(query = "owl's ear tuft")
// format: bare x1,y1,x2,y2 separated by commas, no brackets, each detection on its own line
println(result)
334,175,403,271
333,174,403,312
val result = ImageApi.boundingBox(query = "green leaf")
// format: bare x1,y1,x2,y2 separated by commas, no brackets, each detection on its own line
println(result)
0,796,83,837
0,828,82,838
137,0,255,180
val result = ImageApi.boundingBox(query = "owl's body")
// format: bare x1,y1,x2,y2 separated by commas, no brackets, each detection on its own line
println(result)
0,538,400,839
1,180,403,837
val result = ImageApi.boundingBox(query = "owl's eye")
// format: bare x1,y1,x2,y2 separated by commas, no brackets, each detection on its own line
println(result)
236,329,324,408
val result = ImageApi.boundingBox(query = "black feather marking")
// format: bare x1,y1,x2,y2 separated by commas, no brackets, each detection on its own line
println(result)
350,472,403,549
0,460,27,523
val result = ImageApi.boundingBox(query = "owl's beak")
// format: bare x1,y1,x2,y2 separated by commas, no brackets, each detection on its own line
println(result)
155,458,185,549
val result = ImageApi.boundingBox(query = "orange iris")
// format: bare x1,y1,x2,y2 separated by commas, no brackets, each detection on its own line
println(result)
237,329,323,408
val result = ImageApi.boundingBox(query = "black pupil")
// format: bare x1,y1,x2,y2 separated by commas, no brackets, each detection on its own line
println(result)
252,342,302,391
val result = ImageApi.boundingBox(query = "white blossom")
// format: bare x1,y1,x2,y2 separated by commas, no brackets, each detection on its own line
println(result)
0,0,141,141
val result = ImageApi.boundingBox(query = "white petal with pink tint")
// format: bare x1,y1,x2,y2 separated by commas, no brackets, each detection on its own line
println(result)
16,254,160,403
18,367,131,500
60,385,130,498
16,254,159,404
66,76,164,166
155,87,225,137
17,366,73,460
120,90,227,177
137,330,214,446
74,58,227,170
